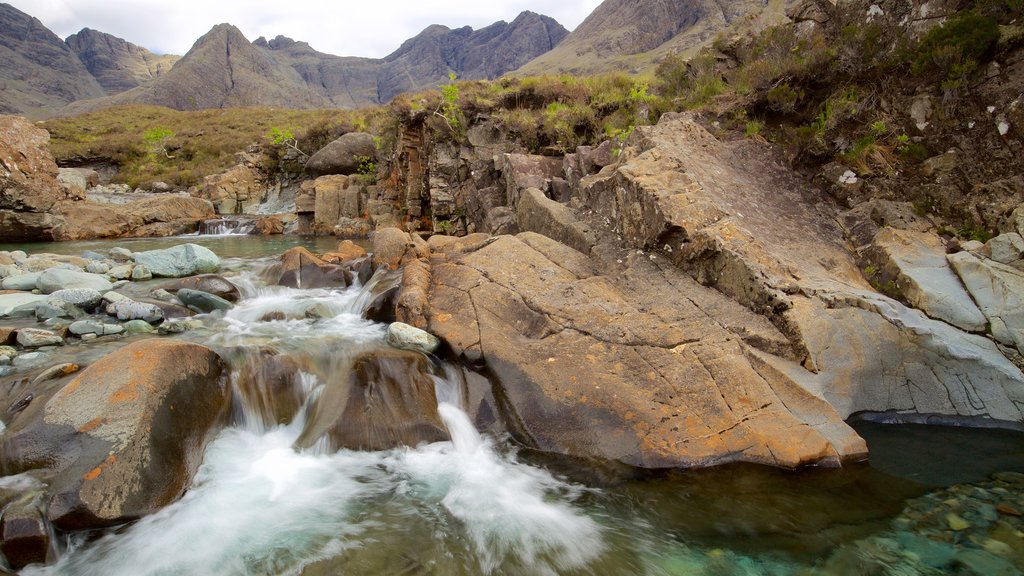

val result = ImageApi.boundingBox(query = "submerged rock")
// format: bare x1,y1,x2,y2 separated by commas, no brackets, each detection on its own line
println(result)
0,492,51,569
275,247,348,290
295,350,447,451
132,244,220,278
156,274,240,303
0,339,229,530
176,289,232,314
111,300,164,323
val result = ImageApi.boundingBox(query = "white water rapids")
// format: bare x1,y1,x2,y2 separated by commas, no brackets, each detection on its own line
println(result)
21,266,606,576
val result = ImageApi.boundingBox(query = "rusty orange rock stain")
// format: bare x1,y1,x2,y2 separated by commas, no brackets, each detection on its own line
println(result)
77,417,104,433
83,455,117,481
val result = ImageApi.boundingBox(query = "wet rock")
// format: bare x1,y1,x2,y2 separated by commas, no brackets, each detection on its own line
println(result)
132,244,220,278
176,289,232,314
157,318,202,334
149,288,178,303
48,288,103,311
15,329,62,348
386,322,440,355
0,493,51,570
123,320,156,334
108,247,133,262
12,352,46,368
276,247,348,290
34,299,82,321
372,228,415,270
111,300,164,323
68,320,105,336
130,265,152,281
35,269,113,295
31,363,80,386
322,240,367,263
295,349,447,451
156,274,240,303
305,132,376,177
0,340,228,530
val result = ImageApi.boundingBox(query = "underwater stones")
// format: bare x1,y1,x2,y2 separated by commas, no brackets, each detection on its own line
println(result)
15,328,62,348
176,289,232,314
386,322,440,355
156,274,240,303
132,244,220,278
294,349,447,452
0,340,228,530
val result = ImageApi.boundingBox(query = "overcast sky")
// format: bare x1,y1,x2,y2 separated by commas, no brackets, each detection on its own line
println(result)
8,0,602,57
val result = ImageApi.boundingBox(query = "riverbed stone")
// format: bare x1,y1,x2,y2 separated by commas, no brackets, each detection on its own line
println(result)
156,274,240,303
156,318,202,334
176,289,232,314
15,329,62,348
12,351,46,367
132,244,220,278
0,339,229,530
84,261,110,275
123,320,156,334
1,272,42,291
111,300,164,323
48,288,103,311
108,264,133,280
131,265,152,281
35,269,113,295
385,322,440,355
0,293,47,317
34,299,82,321
108,247,133,262
68,320,105,336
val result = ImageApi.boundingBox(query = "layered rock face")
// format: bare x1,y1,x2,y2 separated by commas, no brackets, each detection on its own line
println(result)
0,113,214,241
379,111,1024,469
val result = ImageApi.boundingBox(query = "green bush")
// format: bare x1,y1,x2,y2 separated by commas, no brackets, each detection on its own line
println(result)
914,11,1000,81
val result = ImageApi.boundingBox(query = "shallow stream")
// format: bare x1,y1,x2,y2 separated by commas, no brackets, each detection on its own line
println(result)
4,237,1024,575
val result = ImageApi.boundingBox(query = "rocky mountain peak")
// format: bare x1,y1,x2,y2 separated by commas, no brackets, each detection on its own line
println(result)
65,27,179,94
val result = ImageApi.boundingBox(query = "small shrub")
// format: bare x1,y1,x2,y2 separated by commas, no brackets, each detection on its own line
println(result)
914,11,999,87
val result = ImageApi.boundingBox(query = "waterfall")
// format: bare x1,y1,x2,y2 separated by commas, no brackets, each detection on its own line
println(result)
196,217,256,236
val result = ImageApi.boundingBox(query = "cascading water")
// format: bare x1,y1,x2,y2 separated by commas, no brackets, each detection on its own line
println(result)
21,261,611,576
196,218,257,236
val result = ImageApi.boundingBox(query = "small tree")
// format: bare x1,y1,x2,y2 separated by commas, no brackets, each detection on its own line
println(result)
266,127,308,158
143,127,175,159
434,72,464,134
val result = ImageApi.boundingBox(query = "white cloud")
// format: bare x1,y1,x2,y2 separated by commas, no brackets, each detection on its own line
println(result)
6,0,602,57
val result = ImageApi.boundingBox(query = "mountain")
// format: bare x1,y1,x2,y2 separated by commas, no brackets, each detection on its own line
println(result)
64,13,567,114
515,0,792,76
0,3,105,119
66,28,179,94
378,11,568,102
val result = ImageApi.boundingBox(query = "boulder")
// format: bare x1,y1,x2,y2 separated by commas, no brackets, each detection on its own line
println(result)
52,196,215,241
176,289,233,314
322,240,368,263
294,350,447,451
310,175,363,234
867,228,987,332
305,132,376,177
15,328,63,348
385,322,440,355
372,228,415,270
34,299,83,321
1,272,42,291
984,233,1024,265
68,320,106,336
108,264,133,280
35,269,113,294
0,293,47,317
131,265,152,281
156,274,240,303
501,153,565,208
275,247,348,290
132,244,220,278
0,339,228,529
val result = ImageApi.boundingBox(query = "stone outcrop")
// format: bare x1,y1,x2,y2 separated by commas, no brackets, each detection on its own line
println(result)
190,161,266,215
948,251,1024,354
53,195,215,240
0,340,229,529
0,115,80,241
